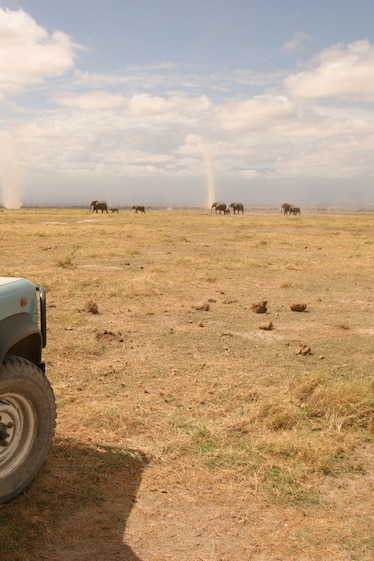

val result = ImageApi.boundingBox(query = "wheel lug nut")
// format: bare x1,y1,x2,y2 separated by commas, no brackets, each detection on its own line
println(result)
6,422,13,429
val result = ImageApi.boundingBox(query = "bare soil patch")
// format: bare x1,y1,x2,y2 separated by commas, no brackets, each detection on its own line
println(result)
0,208,373,560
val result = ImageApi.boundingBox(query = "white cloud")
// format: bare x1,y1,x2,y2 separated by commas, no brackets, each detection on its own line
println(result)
285,40,374,101
282,32,309,52
128,93,211,117
0,8,80,96
9,86,374,188
129,93,178,115
217,95,296,131
55,91,128,110
238,168,268,179
275,134,374,178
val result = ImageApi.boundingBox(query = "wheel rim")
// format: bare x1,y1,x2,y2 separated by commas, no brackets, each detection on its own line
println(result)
0,394,36,478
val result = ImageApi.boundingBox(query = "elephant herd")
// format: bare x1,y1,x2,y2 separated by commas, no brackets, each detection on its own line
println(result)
89,201,146,214
89,200,243,215
281,203,301,215
211,202,301,215
89,200,300,215
210,202,301,215
211,202,244,214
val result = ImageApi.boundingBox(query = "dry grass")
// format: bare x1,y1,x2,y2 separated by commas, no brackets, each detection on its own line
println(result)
0,207,373,561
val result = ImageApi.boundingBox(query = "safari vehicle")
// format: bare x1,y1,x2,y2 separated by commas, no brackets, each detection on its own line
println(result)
0,277,56,503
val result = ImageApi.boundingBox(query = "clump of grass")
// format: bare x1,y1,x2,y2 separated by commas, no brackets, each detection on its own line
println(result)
246,371,373,434
191,424,219,454
56,248,78,268
207,371,374,502
125,248,141,256
251,401,300,430
295,372,374,431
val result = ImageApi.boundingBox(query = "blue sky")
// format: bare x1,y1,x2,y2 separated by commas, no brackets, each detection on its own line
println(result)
0,1,373,209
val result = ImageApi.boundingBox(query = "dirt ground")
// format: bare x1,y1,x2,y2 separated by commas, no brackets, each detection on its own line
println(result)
0,208,373,561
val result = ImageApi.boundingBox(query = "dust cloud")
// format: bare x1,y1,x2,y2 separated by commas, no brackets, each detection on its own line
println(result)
202,139,216,208
0,135,25,209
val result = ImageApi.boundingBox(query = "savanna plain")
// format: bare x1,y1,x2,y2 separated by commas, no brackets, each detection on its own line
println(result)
0,207,373,561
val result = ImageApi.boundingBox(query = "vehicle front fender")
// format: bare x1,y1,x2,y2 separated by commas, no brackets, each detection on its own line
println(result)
0,314,42,366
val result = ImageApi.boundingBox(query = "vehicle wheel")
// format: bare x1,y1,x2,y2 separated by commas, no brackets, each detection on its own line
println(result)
0,355,56,504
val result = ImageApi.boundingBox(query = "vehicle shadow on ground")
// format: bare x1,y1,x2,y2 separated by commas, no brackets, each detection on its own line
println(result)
0,438,150,561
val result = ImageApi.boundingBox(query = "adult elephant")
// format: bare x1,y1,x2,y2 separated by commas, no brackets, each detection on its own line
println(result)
229,202,244,214
89,200,98,212
132,205,146,214
92,201,108,213
211,202,227,214
281,203,293,215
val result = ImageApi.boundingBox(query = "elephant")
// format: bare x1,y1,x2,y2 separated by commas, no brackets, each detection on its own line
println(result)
132,205,146,214
281,203,294,215
290,206,301,215
109,206,119,213
91,201,108,213
211,202,227,214
229,202,244,214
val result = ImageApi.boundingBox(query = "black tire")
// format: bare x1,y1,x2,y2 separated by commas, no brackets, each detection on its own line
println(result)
0,355,56,503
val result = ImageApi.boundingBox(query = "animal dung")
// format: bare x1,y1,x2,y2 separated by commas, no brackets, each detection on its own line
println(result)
95,330,124,342
193,302,210,311
295,345,311,356
84,300,99,314
290,303,307,312
259,321,273,331
251,300,267,313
